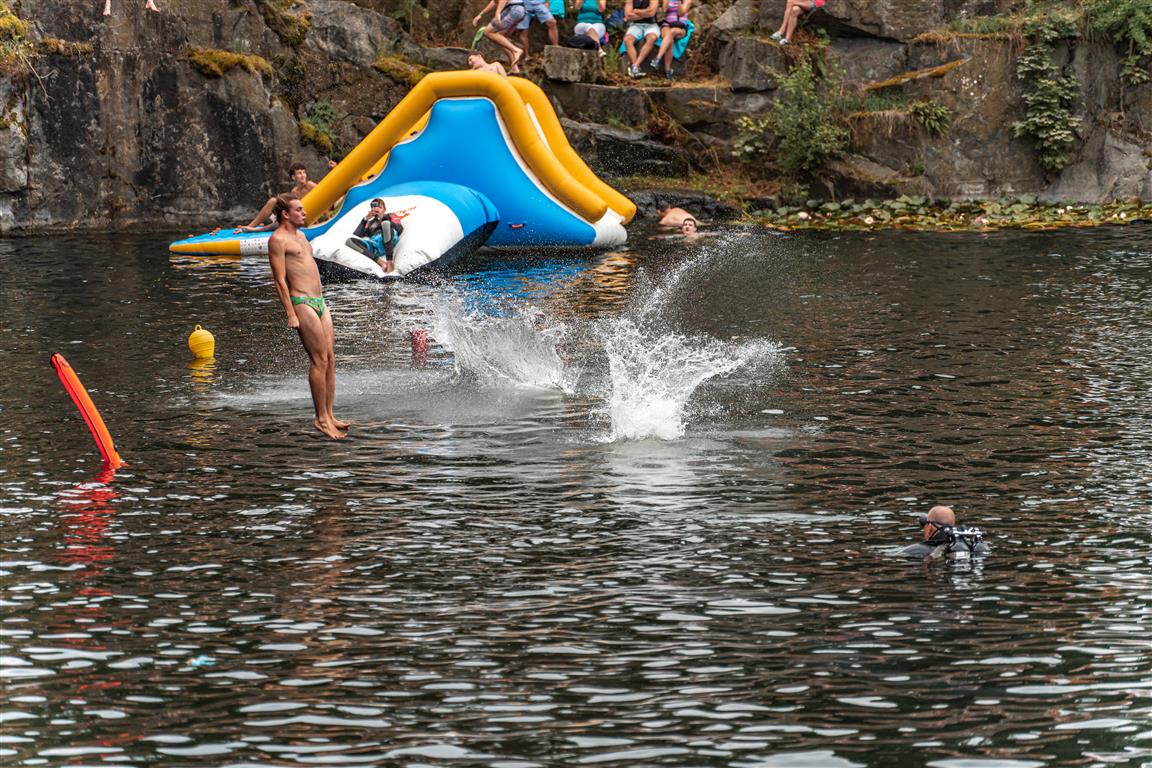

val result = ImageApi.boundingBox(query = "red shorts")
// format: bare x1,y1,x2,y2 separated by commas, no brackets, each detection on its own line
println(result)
811,0,826,8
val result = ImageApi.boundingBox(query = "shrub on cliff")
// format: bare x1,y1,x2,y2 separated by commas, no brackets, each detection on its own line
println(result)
772,59,848,177
1012,15,1081,175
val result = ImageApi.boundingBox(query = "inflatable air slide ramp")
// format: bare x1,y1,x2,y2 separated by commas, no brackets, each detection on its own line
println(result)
170,72,636,279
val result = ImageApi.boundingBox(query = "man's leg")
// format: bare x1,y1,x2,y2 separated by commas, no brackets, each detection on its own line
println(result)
624,34,639,65
320,310,348,430
484,27,524,71
294,304,344,439
545,18,558,46
638,32,659,66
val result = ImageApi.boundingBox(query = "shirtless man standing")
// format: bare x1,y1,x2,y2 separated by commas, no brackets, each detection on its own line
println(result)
266,195,349,440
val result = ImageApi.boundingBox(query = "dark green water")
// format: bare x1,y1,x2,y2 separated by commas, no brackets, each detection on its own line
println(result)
1,225,1150,767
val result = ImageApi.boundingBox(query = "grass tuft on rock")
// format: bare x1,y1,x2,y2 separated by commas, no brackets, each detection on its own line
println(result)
257,0,311,47
0,2,34,76
39,38,95,56
188,47,273,79
372,53,428,87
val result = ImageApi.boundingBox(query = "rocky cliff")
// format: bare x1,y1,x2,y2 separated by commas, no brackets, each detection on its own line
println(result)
1,0,1149,233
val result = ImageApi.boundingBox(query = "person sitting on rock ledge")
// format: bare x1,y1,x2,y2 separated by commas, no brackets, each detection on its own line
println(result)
622,0,661,78
571,0,607,56
768,0,827,45
103,0,159,15
651,0,691,80
468,51,508,76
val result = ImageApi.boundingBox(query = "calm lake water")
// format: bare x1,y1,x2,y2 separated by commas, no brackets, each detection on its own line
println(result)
1,225,1150,767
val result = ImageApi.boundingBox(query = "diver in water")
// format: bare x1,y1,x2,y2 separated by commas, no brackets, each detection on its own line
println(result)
898,505,989,559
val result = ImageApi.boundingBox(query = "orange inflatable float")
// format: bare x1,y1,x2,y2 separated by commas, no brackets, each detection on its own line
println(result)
50,353,125,470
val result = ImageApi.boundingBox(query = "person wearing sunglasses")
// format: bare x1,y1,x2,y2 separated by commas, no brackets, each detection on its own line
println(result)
898,505,989,559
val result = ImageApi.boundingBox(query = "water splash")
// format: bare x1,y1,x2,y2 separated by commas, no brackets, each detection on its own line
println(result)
430,293,570,391
600,317,779,441
598,233,784,441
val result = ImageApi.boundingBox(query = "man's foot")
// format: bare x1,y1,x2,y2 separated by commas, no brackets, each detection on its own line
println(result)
376,258,395,274
509,47,524,73
314,418,347,440
333,417,352,430
769,31,784,42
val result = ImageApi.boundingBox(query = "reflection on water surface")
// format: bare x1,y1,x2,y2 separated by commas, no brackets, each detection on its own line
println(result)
1,226,1150,766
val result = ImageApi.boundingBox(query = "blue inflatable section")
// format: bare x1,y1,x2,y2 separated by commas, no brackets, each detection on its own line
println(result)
381,99,598,248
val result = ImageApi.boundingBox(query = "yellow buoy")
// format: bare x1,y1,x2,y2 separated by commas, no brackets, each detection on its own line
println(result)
187,325,215,359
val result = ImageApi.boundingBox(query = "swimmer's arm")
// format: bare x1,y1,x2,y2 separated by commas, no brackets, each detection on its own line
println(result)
267,236,300,329
234,222,276,234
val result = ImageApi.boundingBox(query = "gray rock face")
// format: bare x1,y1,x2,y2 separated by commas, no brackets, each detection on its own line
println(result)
1043,133,1152,203
718,37,783,92
308,0,415,66
827,38,907,86
543,46,604,84
561,119,690,178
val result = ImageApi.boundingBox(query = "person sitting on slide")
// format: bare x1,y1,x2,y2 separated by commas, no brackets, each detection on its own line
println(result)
651,0,690,80
473,0,527,74
468,51,508,76
769,0,826,45
346,198,404,274
622,0,660,78
572,0,607,55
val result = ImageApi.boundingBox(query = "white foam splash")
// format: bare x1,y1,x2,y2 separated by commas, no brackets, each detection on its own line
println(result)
431,294,570,391
600,317,779,441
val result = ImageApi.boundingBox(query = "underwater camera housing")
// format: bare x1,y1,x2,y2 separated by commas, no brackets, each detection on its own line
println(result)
918,514,987,558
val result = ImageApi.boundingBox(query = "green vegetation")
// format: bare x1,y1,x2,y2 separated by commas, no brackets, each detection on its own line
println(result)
1083,0,1152,84
39,38,95,56
1012,15,1080,175
0,2,33,75
732,116,772,163
188,47,273,78
372,53,428,87
257,0,311,47
754,196,1152,232
772,59,849,176
299,100,338,156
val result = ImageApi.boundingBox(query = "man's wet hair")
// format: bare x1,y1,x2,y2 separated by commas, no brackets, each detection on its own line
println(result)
288,162,307,177
273,194,299,222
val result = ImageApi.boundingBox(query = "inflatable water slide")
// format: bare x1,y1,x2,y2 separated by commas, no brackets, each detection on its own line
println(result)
170,72,636,279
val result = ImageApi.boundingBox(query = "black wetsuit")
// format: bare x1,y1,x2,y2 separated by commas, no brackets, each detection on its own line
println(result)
353,214,404,260
897,538,990,558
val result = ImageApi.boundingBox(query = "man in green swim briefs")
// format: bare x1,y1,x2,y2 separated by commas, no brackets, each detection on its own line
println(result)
267,194,350,440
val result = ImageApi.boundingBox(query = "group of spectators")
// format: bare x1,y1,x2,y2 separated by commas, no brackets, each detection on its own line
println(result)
472,0,697,81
